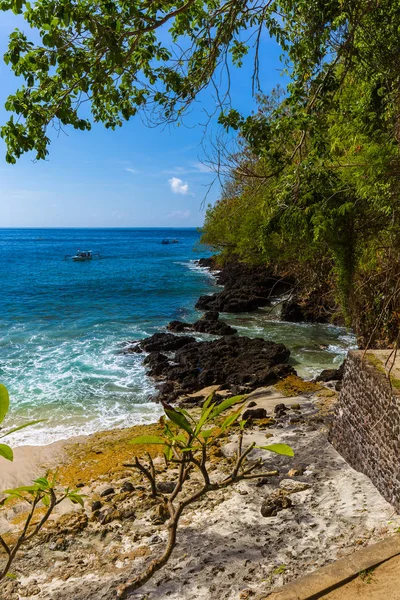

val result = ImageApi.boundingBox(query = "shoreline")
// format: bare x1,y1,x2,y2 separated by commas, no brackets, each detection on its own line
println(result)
1,381,398,600
6,256,351,453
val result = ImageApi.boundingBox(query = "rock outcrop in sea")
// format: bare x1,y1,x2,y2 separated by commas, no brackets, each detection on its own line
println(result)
126,333,294,402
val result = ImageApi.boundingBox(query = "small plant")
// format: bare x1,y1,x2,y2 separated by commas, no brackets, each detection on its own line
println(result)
0,476,84,581
0,383,84,580
0,384,43,462
359,567,375,584
117,394,294,598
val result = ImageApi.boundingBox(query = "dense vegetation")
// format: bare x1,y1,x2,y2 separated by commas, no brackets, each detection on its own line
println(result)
1,0,400,344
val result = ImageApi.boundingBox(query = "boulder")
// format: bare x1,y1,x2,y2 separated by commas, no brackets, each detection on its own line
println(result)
315,361,345,382
167,320,191,333
194,260,293,313
242,407,267,421
140,334,294,401
280,301,305,322
139,333,196,352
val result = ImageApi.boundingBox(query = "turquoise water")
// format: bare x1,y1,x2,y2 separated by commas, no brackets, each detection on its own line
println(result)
0,228,355,446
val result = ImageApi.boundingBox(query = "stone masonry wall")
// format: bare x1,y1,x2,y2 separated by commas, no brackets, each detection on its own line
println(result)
330,350,400,510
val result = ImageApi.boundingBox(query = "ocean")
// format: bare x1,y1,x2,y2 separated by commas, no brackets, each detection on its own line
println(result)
0,228,356,446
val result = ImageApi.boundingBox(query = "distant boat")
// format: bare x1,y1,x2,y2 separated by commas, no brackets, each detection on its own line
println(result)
64,250,101,261
161,239,179,245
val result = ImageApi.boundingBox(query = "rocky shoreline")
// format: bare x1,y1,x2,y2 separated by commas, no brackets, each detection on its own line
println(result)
0,257,358,600
124,257,344,403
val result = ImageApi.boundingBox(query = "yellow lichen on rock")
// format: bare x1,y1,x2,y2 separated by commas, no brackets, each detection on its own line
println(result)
275,375,321,397
54,421,165,488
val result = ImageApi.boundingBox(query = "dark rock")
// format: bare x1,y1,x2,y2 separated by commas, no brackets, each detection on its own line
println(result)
261,491,292,517
142,335,294,402
281,301,305,322
76,482,85,488
167,312,237,337
157,481,176,494
100,487,115,498
140,333,196,352
120,481,135,493
193,319,237,336
247,401,257,408
195,261,293,313
123,343,143,354
315,361,345,382
167,320,191,333
197,257,216,269
203,311,220,321
242,407,267,421
274,403,288,418
91,500,103,512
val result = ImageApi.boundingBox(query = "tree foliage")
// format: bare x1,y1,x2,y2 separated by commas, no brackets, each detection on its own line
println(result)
2,0,400,343
0,0,394,163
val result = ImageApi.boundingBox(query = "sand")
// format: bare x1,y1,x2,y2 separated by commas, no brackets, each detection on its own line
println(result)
1,385,399,600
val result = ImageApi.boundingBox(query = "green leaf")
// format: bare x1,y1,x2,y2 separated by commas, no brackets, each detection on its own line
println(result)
210,395,246,419
163,405,193,435
194,403,215,436
68,492,84,507
33,477,50,488
202,392,215,412
0,443,13,461
0,419,46,439
130,435,166,445
257,444,294,457
221,407,242,431
163,445,173,461
0,384,10,424
42,494,50,507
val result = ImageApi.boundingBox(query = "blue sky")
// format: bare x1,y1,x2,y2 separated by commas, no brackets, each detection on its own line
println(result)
0,12,284,227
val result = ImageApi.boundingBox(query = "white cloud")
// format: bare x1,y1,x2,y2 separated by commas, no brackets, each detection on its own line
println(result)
167,210,191,219
168,177,190,195
125,167,138,174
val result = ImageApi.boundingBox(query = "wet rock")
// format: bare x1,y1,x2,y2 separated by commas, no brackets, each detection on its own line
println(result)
204,310,219,321
315,362,345,382
100,487,115,498
195,261,293,313
143,335,293,401
242,407,267,421
193,318,237,336
281,301,305,322
140,333,196,352
167,312,237,336
261,490,292,517
91,500,103,512
274,403,288,418
167,320,191,333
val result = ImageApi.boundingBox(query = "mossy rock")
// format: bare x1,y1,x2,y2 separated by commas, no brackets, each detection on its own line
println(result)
275,375,321,397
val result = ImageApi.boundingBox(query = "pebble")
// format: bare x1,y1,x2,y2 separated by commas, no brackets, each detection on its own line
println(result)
100,487,115,498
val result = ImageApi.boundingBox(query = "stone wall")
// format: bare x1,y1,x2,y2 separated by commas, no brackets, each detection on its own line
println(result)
330,350,400,510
